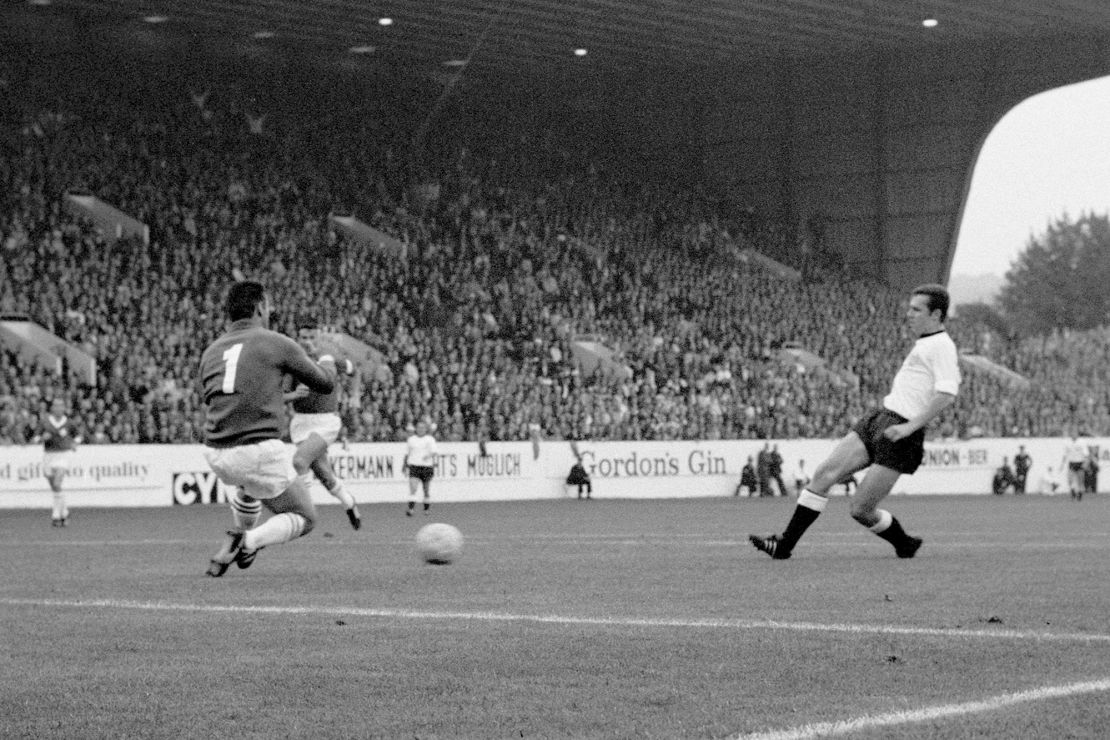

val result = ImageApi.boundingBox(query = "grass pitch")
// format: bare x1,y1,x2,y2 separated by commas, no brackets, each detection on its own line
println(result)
2,494,1109,739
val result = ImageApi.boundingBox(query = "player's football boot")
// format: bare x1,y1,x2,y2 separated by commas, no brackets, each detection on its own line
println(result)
346,506,362,530
206,530,245,577
749,534,791,560
895,536,923,559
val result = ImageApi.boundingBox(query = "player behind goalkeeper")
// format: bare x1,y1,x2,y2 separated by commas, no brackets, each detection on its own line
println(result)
749,284,960,560
285,323,360,529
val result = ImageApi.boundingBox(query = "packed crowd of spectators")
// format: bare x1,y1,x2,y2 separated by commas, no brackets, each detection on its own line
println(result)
2,66,1109,446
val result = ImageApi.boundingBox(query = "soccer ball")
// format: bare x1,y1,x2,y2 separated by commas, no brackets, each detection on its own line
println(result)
416,522,463,565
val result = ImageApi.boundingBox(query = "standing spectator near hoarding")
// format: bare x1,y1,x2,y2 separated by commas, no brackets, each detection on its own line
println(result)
768,444,787,497
749,284,959,560
39,398,79,527
1062,432,1087,501
1084,449,1099,495
1013,445,1032,494
756,444,772,497
199,281,335,577
404,419,438,516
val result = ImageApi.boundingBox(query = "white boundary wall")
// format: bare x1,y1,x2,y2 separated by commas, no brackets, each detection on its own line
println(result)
0,437,1102,508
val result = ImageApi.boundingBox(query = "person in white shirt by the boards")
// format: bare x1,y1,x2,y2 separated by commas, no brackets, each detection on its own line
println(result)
404,419,438,516
1061,430,1088,501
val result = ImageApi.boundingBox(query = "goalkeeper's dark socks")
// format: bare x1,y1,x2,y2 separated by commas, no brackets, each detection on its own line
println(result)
779,490,828,550
423,501,430,512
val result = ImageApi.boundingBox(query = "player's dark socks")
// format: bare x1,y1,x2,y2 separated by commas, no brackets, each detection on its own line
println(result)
782,490,828,546
423,501,430,512
779,505,822,550
873,515,910,546
868,510,921,557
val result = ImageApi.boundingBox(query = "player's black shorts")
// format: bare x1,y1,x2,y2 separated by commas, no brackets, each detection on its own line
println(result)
1069,462,1084,472
408,464,434,483
851,408,926,475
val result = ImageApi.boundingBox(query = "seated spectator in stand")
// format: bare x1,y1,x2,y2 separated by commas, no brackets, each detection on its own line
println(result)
7,66,1110,448
1037,466,1061,495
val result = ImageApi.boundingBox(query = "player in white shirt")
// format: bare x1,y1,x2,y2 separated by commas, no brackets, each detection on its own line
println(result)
751,284,961,560
1061,432,1088,501
404,419,438,516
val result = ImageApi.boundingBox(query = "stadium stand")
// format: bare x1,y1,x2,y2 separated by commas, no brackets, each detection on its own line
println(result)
2,65,1108,446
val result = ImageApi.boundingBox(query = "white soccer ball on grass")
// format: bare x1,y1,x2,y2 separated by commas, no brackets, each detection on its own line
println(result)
416,522,463,565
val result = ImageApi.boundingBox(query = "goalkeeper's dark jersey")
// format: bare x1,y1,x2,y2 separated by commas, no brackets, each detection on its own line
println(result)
200,320,334,448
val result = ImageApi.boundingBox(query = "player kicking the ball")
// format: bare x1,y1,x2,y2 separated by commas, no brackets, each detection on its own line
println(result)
285,323,361,530
749,284,960,560
199,281,335,576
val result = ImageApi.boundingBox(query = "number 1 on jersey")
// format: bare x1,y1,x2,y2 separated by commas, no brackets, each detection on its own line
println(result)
222,343,244,393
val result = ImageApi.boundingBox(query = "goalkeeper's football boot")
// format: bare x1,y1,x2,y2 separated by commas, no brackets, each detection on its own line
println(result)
749,534,792,560
206,530,246,577
235,545,262,570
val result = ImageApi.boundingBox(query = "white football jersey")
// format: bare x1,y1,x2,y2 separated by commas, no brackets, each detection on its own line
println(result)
1064,441,1087,464
883,330,960,420
406,434,438,466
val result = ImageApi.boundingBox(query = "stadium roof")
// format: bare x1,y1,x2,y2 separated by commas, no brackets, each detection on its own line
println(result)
13,0,1110,79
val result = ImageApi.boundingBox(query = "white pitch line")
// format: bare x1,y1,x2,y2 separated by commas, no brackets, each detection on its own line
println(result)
0,540,199,547
3,597,1110,644
732,678,1110,740
3,536,1107,549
